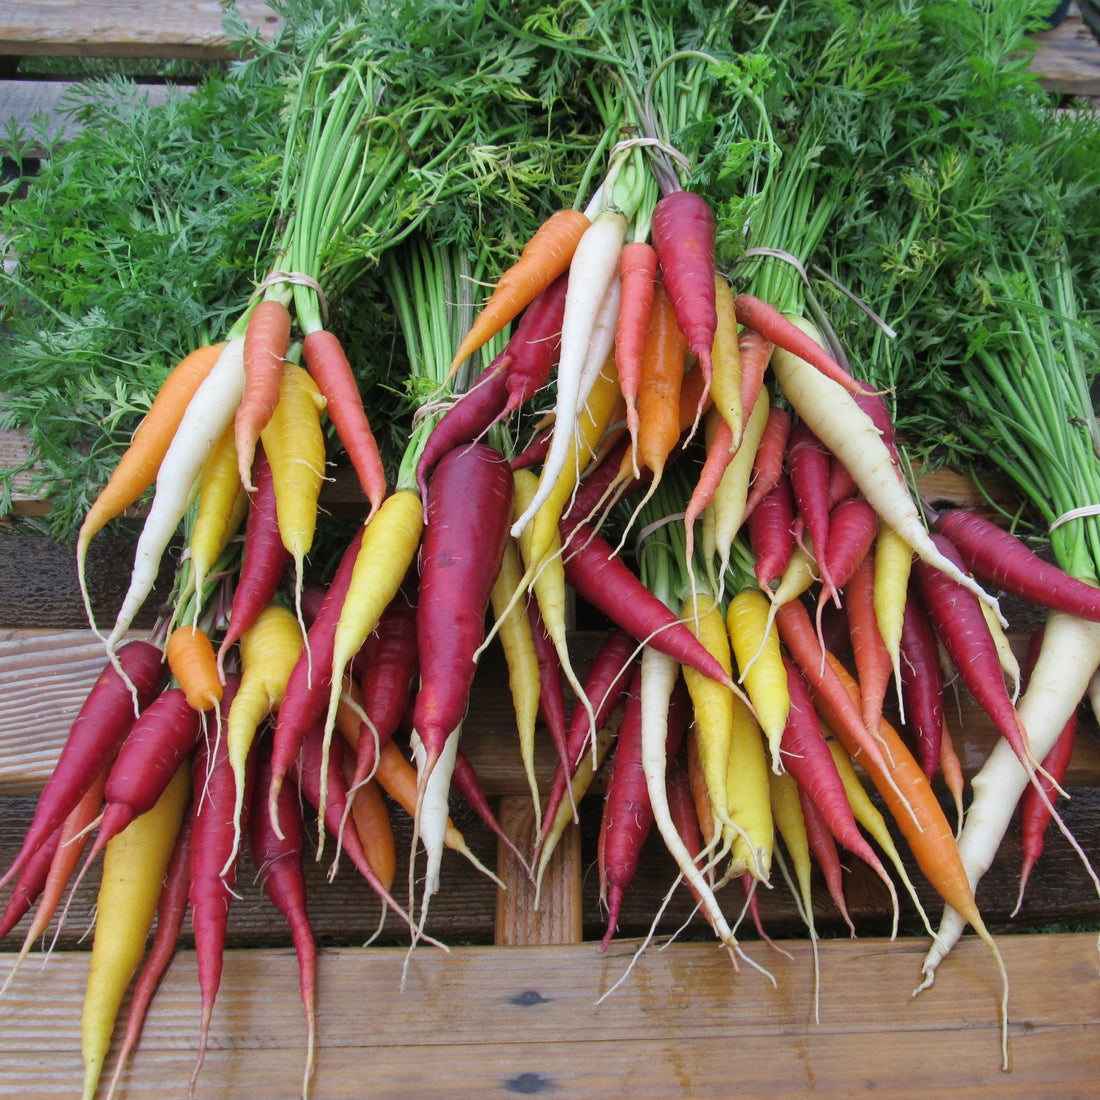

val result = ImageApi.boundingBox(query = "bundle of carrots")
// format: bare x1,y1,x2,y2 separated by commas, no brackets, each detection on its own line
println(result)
5,0,1100,1092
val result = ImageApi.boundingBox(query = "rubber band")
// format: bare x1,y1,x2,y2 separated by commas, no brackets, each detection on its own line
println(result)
1050,503,1100,531
608,135,693,175
251,269,329,325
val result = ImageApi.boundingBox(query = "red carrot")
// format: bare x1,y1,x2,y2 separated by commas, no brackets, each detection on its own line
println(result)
1013,627,1079,915
798,785,855,935
780,655,898,920
733,294,868,396
822,496,879,595
267,526,365,820
541,629,637,837
742,406,791,520
748,473,795,591
301,328,386,517
0,640,167,893
348,584,419,793
615,241,659,451
788,421,835,598
651,190,717,400
249,746,317,1098
509,421,554,471
913,533,1034,770
898,587,946,780
559,516,737,691
451,749,529,873
933,507,1100,623
188,675,247,1099
598,661,689,952
104,809,193,1100
216,446,291,679
0,824,61,943
412,443,514,784
498,270,569,420
527,597,570,777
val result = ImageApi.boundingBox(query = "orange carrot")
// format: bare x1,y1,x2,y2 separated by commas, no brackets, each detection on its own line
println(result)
237,299,292,492
615,240,659,463
301,328,387,518
448,208,591,378
165,626,222,714
77,343,224,634
737,326,775,423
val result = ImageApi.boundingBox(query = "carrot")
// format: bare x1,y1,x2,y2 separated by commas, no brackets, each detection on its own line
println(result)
78,687,203,875
747,473,795,591
317,488,423,844
703,385,771,595
301,327,386,517
933,507,1100,622
215,445,291,680
346,584,419,795
188,675,250,1098
104,338,247,665
0,823,61,946
527,597,570,788
344,775,397,899
598,658,689,953
1012,627,1079,916
414,350,511,501
732,294,866,396
634,279,688,478
186,422,249,620
615,240,659,459
266,525,366,834
651,189,717,407
899,587,947,780
913,533,1034,772
76,343,224,635
225,603,304,870
769,322,1000,617
797,784,855,936
684,411,735,578
822,658,1010,1044
249,745,318,1098
448,207,590,379
491,535,543,824
0,772,105,999
845,554,892,739
509,208,626,539
722,692,774,882
873,522,914,715
738,327,775,427
540,629,637,836
81,759,192,1100
412,444,514,787
450,750,529,875
165,626,222,714
822,496,880,596
259,361,328,629
237,297,292,491
788,421,836,600
0,640,167,893
710,274,744,449
102,808,192,1100
780,656,899,930
560,516,737,691
742,405,791,521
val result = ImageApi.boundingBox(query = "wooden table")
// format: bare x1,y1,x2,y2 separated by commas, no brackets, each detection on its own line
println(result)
2,4,1100,1098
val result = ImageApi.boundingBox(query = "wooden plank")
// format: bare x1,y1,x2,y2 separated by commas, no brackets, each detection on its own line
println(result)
1032,8,1100,97
0,1,281,60
0,934,1096,1098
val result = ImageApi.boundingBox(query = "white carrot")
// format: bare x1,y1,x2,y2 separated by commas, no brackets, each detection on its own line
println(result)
638,646,737,948
920,611,1100,983
105,337,246,673
769,320,1004,621
510,208,626,540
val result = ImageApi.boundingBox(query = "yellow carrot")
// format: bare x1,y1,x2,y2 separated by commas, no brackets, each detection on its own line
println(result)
224,604,304,872
727,586,790,773
490,536,543,830
724,693,773,882
259,362,328,629
873,523,914,712
709,274,743,450
81,761,192,1100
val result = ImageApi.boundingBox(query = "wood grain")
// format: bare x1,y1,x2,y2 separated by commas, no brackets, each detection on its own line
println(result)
0,934,1097,1099
0,1,281,59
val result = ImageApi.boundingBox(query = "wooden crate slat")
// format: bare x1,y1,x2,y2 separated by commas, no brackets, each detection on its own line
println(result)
0,1,281,60
1,934,1097,1098
1032,8,1100,96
